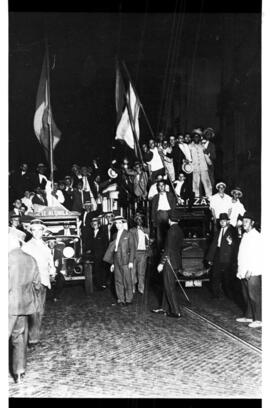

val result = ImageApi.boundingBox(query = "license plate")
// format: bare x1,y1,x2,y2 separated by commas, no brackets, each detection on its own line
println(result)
64,276,85,281
185,280,202,287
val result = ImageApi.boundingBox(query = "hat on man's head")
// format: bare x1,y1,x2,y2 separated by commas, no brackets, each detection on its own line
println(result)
219,213,230,221
231,187,243,198
192,128,203,136
216,181,226,190
30,219,46,230
64,175,71,180
91,217,99,223
84,201,92,206
134,212,144,221
169,210,180,223
113,215,126,223
242,212,256,221
9,213,21,220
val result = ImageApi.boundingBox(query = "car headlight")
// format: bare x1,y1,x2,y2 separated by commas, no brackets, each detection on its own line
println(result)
63,246,75,258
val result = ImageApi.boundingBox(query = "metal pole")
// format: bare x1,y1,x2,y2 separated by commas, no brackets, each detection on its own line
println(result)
45,38,54,186
166,256,190,303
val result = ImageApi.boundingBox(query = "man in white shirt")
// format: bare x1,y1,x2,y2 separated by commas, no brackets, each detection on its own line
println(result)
129,213,150,295
147,139,165,182
21,190,34,214
236,212,262,328
209,182,232,228
22,219,56,348
148,175,170,200
228,187,246,227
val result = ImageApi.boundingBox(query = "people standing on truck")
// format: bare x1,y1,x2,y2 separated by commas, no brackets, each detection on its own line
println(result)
22,219,56,349
189,129,212,198
151,211,184,318
206,213,237,299
236,212,262,328
147,139,165,182
201,127,216,189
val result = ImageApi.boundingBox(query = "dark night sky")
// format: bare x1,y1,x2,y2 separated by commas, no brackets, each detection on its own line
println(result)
8,3,260,176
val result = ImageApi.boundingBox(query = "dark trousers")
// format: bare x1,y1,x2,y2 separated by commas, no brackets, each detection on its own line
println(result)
211,258,234,298
93,258,107,288
28,284,47,344
53,272,65,299
132,250,148,293
161,263,181,314
240,276,261,321
9,315,28,375
156,210,169,252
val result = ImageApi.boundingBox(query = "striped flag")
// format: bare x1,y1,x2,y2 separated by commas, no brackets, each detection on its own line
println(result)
115,82,140,150
33,51,61,160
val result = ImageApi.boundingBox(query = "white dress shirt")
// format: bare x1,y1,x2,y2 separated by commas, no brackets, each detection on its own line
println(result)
115,229,124,252
237,228,262,278
209,193,232,219
137,227,146,250
174,180,184,197
178,143,192,162
157,193,171,211
22,238,55,289
228,199,246,227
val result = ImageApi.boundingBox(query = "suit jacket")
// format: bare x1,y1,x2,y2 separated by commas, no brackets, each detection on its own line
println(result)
173,180,189,201
161,223,184,270
204,141,216,163
63,188,74,210
166,145,186,178
9,248,41,316
32,173,48,190
151,191,176,227
11,171,33,197
112,229,135,265
85,228,107,259
72,189,89,213
101,223,117,245
32,193,48,206
206,225,237,264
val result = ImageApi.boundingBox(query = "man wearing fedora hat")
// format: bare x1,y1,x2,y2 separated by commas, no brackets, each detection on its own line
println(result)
236,212,262,328
228,187,246,228
189,130,212,198
129,213,150,295
206,213,237,299
152,210,184,318
22,219,56,348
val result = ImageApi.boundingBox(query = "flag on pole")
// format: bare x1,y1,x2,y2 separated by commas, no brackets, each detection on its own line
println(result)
115,61,125,125
33,51,61,160
115,82,140,150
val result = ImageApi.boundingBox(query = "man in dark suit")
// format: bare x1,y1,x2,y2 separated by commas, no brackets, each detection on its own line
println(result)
31,163,49,190
72,181,86,213
151,180,176,252
206,213,237,298
47,239,65,302
10,163,33,199
9,238,41,383
109,216,135,306
80,201,98,250
85,218,108,290
32,186,48,207
152,211,184,318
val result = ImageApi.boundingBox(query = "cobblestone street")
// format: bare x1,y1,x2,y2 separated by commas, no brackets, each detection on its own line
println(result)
9,283,261,399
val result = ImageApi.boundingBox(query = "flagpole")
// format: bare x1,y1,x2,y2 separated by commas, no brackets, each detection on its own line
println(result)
45,37,54,186
122,60,178,201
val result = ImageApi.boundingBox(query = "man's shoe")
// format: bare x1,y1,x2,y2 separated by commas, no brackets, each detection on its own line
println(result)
28,342,38,350
248,320,262,328
166,312,182,318
126,301,133,306
236,317,253,323
151,308,165,314
14,372,25,384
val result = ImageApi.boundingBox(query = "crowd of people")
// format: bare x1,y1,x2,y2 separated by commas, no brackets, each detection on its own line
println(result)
8,126,262,384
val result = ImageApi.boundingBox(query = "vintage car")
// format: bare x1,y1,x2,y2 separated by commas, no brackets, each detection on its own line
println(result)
175,197,212,287
22,206,94,295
